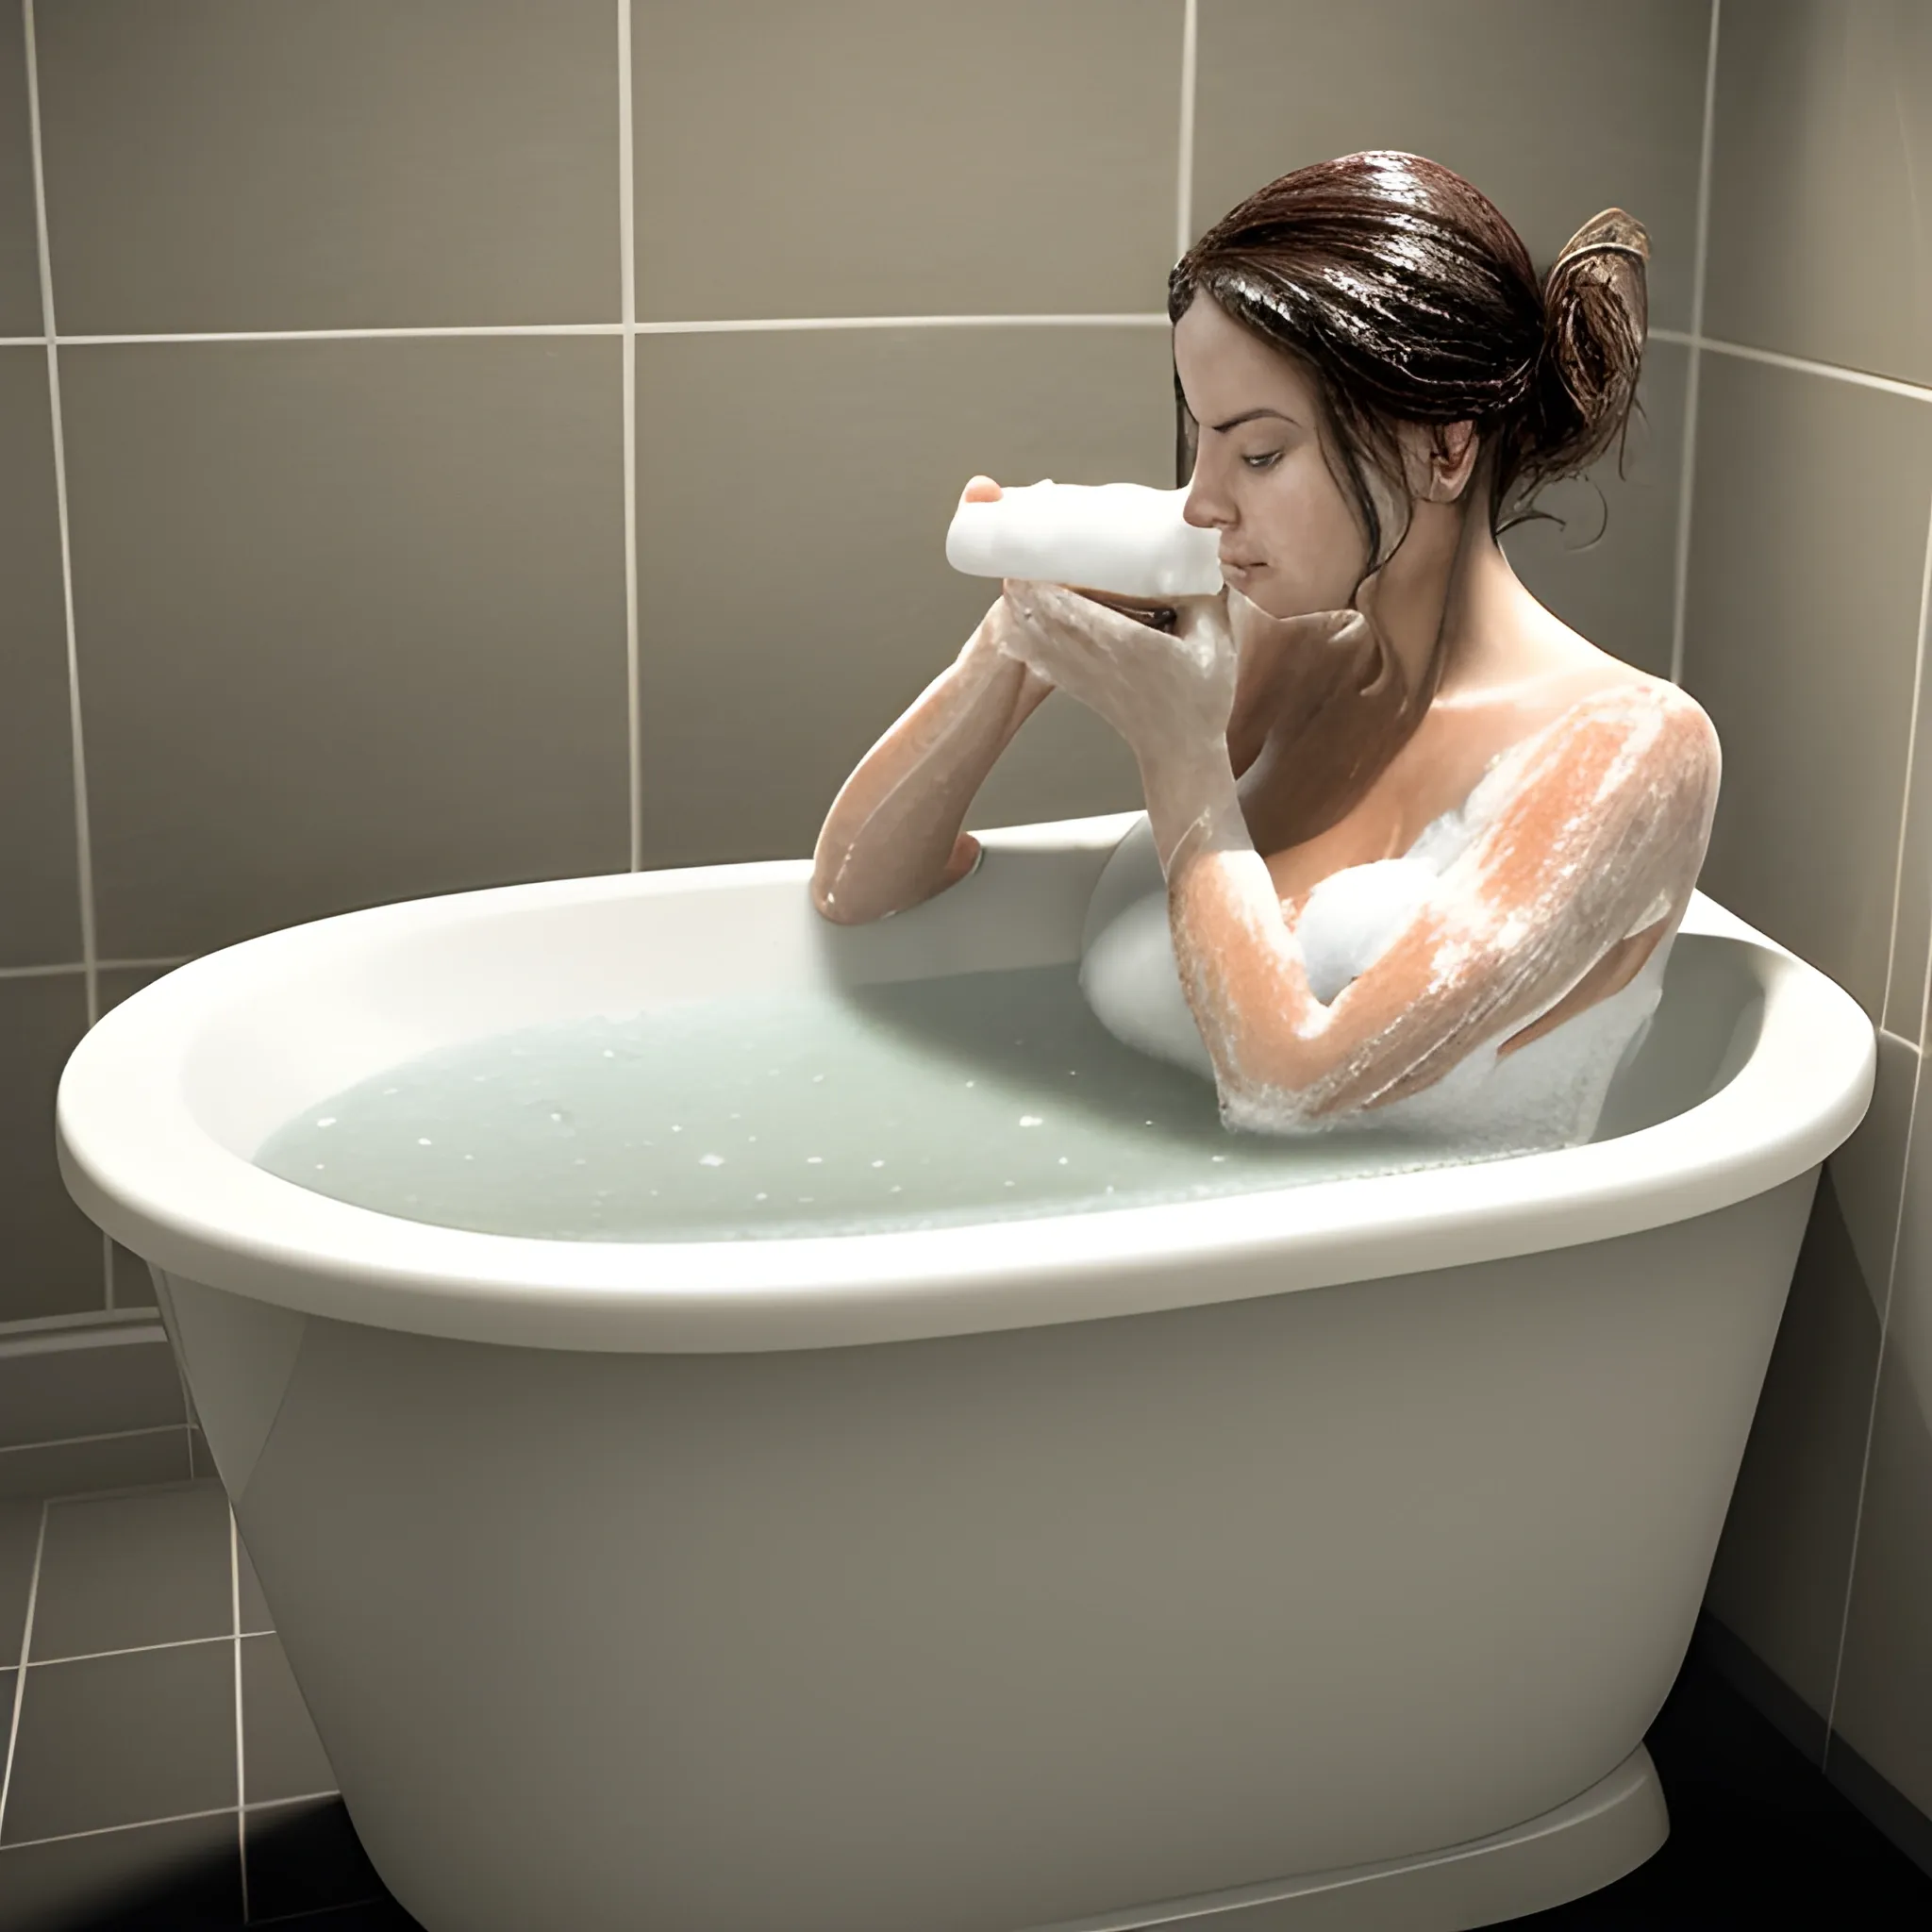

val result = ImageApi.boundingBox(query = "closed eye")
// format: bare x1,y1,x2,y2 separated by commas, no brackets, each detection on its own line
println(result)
1242,450,1283,471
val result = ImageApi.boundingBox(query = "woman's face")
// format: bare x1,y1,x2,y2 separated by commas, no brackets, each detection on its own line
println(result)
1174,291,1373,620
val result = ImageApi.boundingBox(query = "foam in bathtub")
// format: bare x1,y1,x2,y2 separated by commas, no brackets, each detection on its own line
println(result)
255,964,1501,1245
944,477,1224,599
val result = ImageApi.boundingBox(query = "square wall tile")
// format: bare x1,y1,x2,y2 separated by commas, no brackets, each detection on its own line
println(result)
36,0,620,333
635,325,1162,867
1706,0,1932,388
1680,354,1932,1018
61,338,630,959
0,349,81,968
0,1327,184,1451
1501,337,1688,680
1832,1046,1932,1823
1192,0,1710,333
634,0,1180,322
242,1633,336,1804
0,5,41,336
1706,1029,1915,1723
2,1641,235,1844
0,1810,241,1929
0,974,103,1323
237,1536,272,1636
31,1481,231,1661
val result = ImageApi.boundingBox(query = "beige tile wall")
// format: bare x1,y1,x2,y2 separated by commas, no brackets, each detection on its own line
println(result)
1,0,1708,1353
1676,0,1932,1872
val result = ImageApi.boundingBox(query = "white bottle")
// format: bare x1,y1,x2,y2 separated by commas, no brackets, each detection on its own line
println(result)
944,479,1224,599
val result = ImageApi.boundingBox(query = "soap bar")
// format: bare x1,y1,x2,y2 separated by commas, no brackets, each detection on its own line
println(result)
945,480,1224,599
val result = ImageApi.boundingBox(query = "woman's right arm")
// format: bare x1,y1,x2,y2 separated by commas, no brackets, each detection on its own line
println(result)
810,597,1054,924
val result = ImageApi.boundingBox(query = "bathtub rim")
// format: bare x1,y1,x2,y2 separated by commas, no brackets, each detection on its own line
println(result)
56,815,1874,1354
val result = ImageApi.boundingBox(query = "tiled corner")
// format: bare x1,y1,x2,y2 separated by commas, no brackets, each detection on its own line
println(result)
1191,0,1710,333
1500,336,1689,680
0,349,81,970
1705,0,1932,389
1679,353,1932,1019
635,324,1159,868
34,0,620,334
0,1809,241,1930
0,974,104,1324
1884,576,1932,1044
29,1481,230,1661
0,6,40,338
59,337,630,959
633,0,1180,322
1705,1029,1916,1728
1831,1043,1932,1824
0,1328,184,1452
242,1633,336,1805
2,1639,235,1844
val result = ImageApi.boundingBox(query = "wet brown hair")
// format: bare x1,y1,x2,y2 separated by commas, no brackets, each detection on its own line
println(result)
1168,151,1648,563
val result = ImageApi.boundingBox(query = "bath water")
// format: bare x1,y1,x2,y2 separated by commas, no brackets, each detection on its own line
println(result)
255,963,1478,1241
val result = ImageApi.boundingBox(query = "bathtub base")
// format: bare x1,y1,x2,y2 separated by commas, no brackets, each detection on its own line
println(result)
1025,1746,1664,1931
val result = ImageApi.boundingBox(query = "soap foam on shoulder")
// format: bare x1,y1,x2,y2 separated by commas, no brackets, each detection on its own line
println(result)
946,480,1224,599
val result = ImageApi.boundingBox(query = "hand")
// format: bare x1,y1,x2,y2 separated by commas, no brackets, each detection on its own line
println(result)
996,579,1237,766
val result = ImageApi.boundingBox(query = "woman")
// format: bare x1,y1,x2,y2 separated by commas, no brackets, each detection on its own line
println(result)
811,153,1719,1153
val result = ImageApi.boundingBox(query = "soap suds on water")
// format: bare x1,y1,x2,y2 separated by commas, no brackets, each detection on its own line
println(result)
254,964,1534,1243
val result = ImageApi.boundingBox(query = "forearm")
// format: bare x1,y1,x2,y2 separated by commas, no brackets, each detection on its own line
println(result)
811,617,1051,924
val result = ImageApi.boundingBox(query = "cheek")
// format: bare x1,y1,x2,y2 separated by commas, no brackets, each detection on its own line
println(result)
1248,451,1367,614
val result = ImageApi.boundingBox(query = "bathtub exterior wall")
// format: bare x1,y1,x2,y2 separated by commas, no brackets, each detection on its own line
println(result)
162,1171,1807,1931
1675,0,1932,1874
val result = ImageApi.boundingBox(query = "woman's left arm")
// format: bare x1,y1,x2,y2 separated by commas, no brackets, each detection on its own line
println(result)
996,582,1719,1131
1158,684,1720,1127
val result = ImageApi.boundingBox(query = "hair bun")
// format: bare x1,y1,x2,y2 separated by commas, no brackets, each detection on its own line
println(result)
1527,208,1649,493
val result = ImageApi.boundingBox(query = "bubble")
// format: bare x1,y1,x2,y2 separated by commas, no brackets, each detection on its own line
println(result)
416,1137,433,1146
315,1116,337,1128
1019,1115,1043,1127
699,1154,724,1167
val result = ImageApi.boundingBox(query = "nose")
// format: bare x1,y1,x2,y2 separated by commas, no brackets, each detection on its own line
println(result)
1183,464,1234,532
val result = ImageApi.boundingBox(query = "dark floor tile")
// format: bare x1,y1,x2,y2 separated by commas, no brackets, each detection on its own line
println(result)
0,1433,192,1506
3,1642,235,1845
241,1635,334,1805
235,1539,271,1637
1515,1631,1932,1925
244,1799,384,1924
0,1500,41,1659
0,1334,184,1452
30,1482,230,1661
0,1810,240,1931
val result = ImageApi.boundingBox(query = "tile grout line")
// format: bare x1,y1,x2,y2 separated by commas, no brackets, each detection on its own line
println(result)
1879,490,1932,1031
0,1421,185,1456
1824,609,1932,1768
27,1629,234,1671
1174,0,1197,262
1667,0,1720,690
0,1504,48,1841
0,1790,342,1857
231,1506,248,1920
619,0,641,874
23,1,97,1043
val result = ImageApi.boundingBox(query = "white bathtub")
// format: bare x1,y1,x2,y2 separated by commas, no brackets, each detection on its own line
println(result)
58,812,1873,1932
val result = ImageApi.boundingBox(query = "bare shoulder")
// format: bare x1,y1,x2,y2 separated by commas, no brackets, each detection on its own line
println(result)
1534,673,1719,785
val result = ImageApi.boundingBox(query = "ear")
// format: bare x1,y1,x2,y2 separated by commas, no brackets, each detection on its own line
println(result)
1399,421,1480,503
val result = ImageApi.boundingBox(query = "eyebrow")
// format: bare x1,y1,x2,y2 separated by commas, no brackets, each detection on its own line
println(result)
1208,408,1298,432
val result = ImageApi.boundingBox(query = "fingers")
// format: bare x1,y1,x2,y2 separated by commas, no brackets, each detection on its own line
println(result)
1001,578,1143,648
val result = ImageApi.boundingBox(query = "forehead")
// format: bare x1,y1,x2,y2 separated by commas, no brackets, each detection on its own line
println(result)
1173,291,1320,424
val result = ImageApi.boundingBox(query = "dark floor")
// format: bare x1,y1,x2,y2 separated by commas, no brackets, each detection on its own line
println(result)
2,1480,1928,1931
